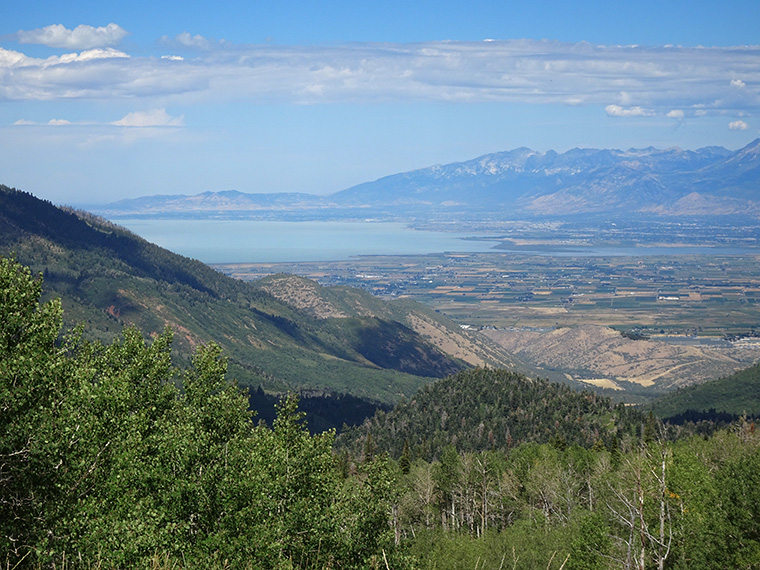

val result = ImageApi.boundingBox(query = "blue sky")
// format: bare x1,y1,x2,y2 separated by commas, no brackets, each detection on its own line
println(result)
1,0,759,204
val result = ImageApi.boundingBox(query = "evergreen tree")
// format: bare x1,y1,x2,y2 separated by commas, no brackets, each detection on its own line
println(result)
399,439,412,475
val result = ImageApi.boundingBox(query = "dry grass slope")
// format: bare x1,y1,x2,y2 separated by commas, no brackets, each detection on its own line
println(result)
483,324,754,390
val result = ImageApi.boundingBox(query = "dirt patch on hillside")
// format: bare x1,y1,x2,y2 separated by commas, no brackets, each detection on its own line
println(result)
407,314,490,367
258,275,349,319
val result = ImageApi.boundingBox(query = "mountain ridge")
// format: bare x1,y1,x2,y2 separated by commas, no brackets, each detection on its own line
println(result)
88,139,760,219
0,185,526,403
482,324,755,393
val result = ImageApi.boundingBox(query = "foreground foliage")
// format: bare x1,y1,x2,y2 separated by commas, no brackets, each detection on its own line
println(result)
3,254,760,569
335,359,760,569
389,422,760,570
0,256,400,569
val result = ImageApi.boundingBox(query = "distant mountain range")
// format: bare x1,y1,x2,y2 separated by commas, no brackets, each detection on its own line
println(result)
91,139,760,219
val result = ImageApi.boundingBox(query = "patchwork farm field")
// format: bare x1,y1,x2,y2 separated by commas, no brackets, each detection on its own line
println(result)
216,251,760,338
216,249,760,395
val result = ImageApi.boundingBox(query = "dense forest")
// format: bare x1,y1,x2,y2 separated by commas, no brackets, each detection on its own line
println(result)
0,256,403,569
4,254,760,569
650,360,760,421
337,369,651,461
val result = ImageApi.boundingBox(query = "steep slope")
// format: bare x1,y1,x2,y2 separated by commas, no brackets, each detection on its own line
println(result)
255,273,524,370
692,138,760,200
650,360,760,421
482,325,753,392
1,185,521,402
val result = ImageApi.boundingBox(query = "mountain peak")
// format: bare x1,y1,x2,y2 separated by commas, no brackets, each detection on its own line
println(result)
721,138,760,167
332,142,759,217
738,138,760,155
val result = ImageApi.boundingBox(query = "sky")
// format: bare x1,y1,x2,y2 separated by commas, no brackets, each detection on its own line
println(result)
1,0,759,205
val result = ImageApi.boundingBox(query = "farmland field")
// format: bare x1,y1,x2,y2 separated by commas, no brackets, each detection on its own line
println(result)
215,251,760,338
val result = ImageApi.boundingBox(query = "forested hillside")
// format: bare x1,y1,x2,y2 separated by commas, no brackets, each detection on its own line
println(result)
650,359,760,422
337,368,649,461
390,421,760,570
0,256,403,568
0,185,521,404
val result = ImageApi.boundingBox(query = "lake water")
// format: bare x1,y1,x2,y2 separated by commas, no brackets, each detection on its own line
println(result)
117,219,759,264
118,219,502,263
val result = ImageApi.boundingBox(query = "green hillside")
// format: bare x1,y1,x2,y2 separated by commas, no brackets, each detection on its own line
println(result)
1,185,494,403
338,367,649,460
650,360,760,421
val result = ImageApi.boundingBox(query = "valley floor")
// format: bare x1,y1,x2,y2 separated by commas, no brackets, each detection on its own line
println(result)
215,250,760,396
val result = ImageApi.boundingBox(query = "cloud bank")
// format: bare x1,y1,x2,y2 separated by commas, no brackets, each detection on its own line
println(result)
16,23,128,50
1,39,758,118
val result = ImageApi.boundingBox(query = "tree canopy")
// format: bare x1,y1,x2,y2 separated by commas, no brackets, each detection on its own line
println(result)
0,255,401,569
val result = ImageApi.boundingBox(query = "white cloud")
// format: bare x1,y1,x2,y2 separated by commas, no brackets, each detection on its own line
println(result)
8,112,187,151
53,48,130,64
0,48,29,67
164,32,214,50
112,109,184,127
0,46,129,69
11,110,183,129
1,40,759,114
605,105,653,117
666,110,685,118
16,23,128,50
729,120,748,130
731,79,746,88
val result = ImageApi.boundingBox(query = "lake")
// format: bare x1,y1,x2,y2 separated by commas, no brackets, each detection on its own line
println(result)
117,219,760,264
118,219,502,263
